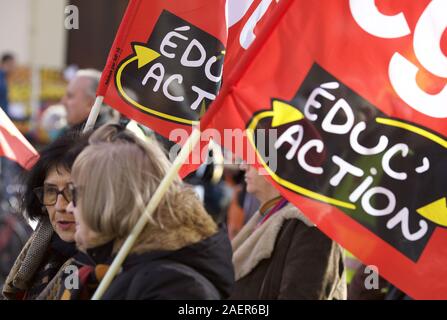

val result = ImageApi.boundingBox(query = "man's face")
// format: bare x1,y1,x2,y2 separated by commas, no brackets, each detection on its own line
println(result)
1,58,16,74
240,163,266,197
62,76,94,126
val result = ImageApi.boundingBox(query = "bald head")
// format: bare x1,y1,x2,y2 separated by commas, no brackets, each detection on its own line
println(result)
62,69,101,126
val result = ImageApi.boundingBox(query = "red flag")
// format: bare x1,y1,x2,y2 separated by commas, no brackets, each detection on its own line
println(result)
0,108,38,169
202,0,447,299
97,0,227,141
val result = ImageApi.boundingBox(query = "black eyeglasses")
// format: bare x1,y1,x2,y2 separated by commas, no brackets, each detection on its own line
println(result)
33,185,73,206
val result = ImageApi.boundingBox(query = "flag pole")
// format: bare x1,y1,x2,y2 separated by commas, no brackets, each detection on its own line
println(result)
91,126,201,300
90,0,293,299
83,96,104,133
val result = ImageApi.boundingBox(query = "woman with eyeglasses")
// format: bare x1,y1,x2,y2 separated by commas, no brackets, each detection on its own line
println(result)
47,124,234,300
2,131,90,299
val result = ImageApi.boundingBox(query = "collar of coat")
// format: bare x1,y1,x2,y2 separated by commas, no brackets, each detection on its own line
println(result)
2,216,53,299
231,203,314,281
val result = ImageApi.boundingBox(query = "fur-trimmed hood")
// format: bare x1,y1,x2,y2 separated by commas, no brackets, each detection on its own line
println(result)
123,187,218,255
106,188,234,299
105,225,235,299
232,203,314,280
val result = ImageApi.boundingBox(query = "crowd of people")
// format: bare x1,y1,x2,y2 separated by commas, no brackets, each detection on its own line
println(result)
1,53,406,300
2,123,347,299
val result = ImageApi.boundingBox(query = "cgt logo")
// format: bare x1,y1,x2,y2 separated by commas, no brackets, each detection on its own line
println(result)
115,10,225,125
350,0,447,118
247,64,447,262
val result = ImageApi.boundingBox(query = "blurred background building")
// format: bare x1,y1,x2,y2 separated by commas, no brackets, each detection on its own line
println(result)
0,1,129,287
0,0,127,143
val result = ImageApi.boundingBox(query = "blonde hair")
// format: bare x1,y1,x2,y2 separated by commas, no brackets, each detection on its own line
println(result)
72,124,216,252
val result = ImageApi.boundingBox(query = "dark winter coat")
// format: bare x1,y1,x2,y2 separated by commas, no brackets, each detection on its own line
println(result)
230,204,347,300
102,227,234,300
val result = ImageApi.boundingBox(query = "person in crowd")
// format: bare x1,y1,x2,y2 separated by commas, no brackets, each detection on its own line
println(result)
61,69,118,132
0,53,16,116
44,124,234,300
229,163,347,299
39,104,68,143
2,131,90,299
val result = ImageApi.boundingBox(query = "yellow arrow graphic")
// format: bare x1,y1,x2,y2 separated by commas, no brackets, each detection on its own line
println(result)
272,100,304,127
115,44,198,125
133,44,161,69
417,197,447,227
246,99,355,210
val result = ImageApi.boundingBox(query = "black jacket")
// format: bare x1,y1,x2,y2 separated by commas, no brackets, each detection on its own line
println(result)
230,205,346,300
104,227,234,300
70,227,234,300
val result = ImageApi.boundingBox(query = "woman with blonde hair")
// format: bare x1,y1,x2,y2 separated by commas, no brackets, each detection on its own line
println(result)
54,124,233,300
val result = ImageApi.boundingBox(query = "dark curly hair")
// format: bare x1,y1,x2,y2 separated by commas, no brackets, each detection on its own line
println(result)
22,130,91,221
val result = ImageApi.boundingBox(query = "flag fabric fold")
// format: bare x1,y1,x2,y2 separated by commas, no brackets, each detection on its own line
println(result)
0,108,38,169
201,0,447,299
99,0,447,299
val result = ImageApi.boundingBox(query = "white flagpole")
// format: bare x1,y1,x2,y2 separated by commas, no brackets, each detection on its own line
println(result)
91,127,201,300
83,96,104,133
